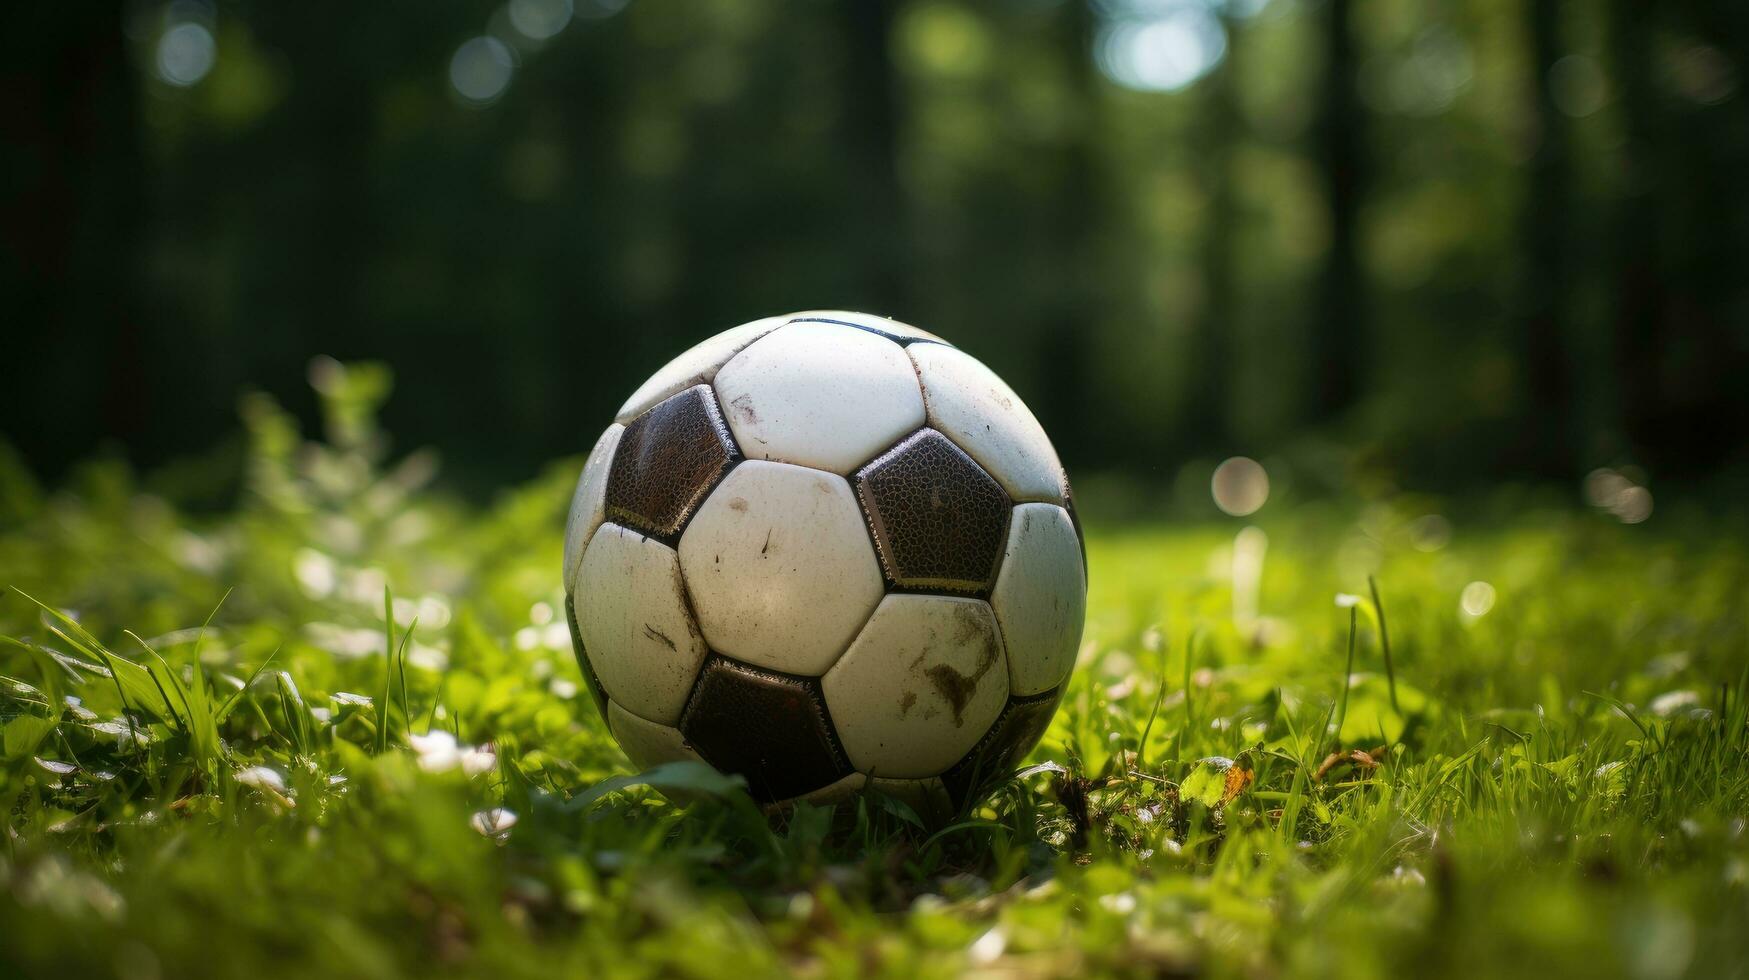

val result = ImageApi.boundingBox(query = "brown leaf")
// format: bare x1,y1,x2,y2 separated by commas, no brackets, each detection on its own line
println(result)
1221,763,1254,805
1313,747,1387,782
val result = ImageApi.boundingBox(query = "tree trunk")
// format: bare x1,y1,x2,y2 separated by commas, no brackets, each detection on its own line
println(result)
1605,0,1664,465
838,0,909,311
1029,0,1102,469
1185,14,1240,454
0,3,145,474
1512,0,1575,477
1309,0,1364,423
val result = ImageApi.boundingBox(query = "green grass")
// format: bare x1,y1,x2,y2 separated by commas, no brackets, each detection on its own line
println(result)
2,367,1746,979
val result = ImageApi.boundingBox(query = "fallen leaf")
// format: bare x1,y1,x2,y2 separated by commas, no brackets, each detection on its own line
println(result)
1313,746,1387,782
1221,763,1254,805
1181,755,1254,808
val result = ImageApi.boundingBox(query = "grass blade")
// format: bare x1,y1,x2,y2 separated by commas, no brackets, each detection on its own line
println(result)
1333,606,1357,750
1367,574,1399,713
396,617,416,741
378,586,395,755
1136,628,1172,771
1183,626,1200,746
215,645,281,724
12,588,168,726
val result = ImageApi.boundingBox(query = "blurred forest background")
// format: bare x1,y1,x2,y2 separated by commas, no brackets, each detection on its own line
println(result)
4,0,1746,502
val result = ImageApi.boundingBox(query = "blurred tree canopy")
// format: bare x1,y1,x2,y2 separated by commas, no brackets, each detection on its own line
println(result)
3,0,1746,497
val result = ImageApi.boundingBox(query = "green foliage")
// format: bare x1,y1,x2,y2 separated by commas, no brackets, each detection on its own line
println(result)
2,373,1746,978
17,0,1749,491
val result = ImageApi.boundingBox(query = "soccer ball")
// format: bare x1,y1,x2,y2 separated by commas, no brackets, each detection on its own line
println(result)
561,310,1086,815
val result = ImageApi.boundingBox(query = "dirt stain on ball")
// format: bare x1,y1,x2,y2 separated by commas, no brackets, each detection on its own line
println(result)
904,604,1000,726
642,623,677,651
728,394,760,426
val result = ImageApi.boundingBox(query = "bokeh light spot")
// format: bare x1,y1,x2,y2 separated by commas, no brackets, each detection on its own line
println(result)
1584,467,1654,524
1612,486,1653,524
1096,7,1227,93
1550,55,1609,117
1460,581,1496,619
508,0,573,41
1667,45,1738,105
1360,28,1473,116
1584,467,1631,508
450,36,516,105
156,22,216,87
574,0,630,20
1409,514,1452,552
1211,456,1269,516
904,3,994,79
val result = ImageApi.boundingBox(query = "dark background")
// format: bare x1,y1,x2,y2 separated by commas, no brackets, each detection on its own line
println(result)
4,0,1746,499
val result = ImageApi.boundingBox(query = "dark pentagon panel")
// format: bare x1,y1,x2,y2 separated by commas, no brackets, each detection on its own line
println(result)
605,384,740,542
941,687,1063,807
679,655,851,802
854,428,1011,594
564,594,611,721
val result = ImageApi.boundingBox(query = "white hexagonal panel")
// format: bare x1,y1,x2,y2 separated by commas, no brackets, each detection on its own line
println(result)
615,316,788,424
909,343,1065,504
785,309,950,346
563,422,625,593
678,461,884,676
991,503,1086,696
575,523,710,725
822,594,1009,779
607,700,703,771
713,322,926,474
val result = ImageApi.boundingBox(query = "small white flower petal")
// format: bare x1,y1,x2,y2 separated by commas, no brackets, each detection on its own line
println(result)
461,748,497,776
471,808,518,838
408,730,458,755
236,766,288,793
1099,892,1137,914
410,731,463,772
1650,690,1701,717
968,927,1007,965
417,748,460,773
